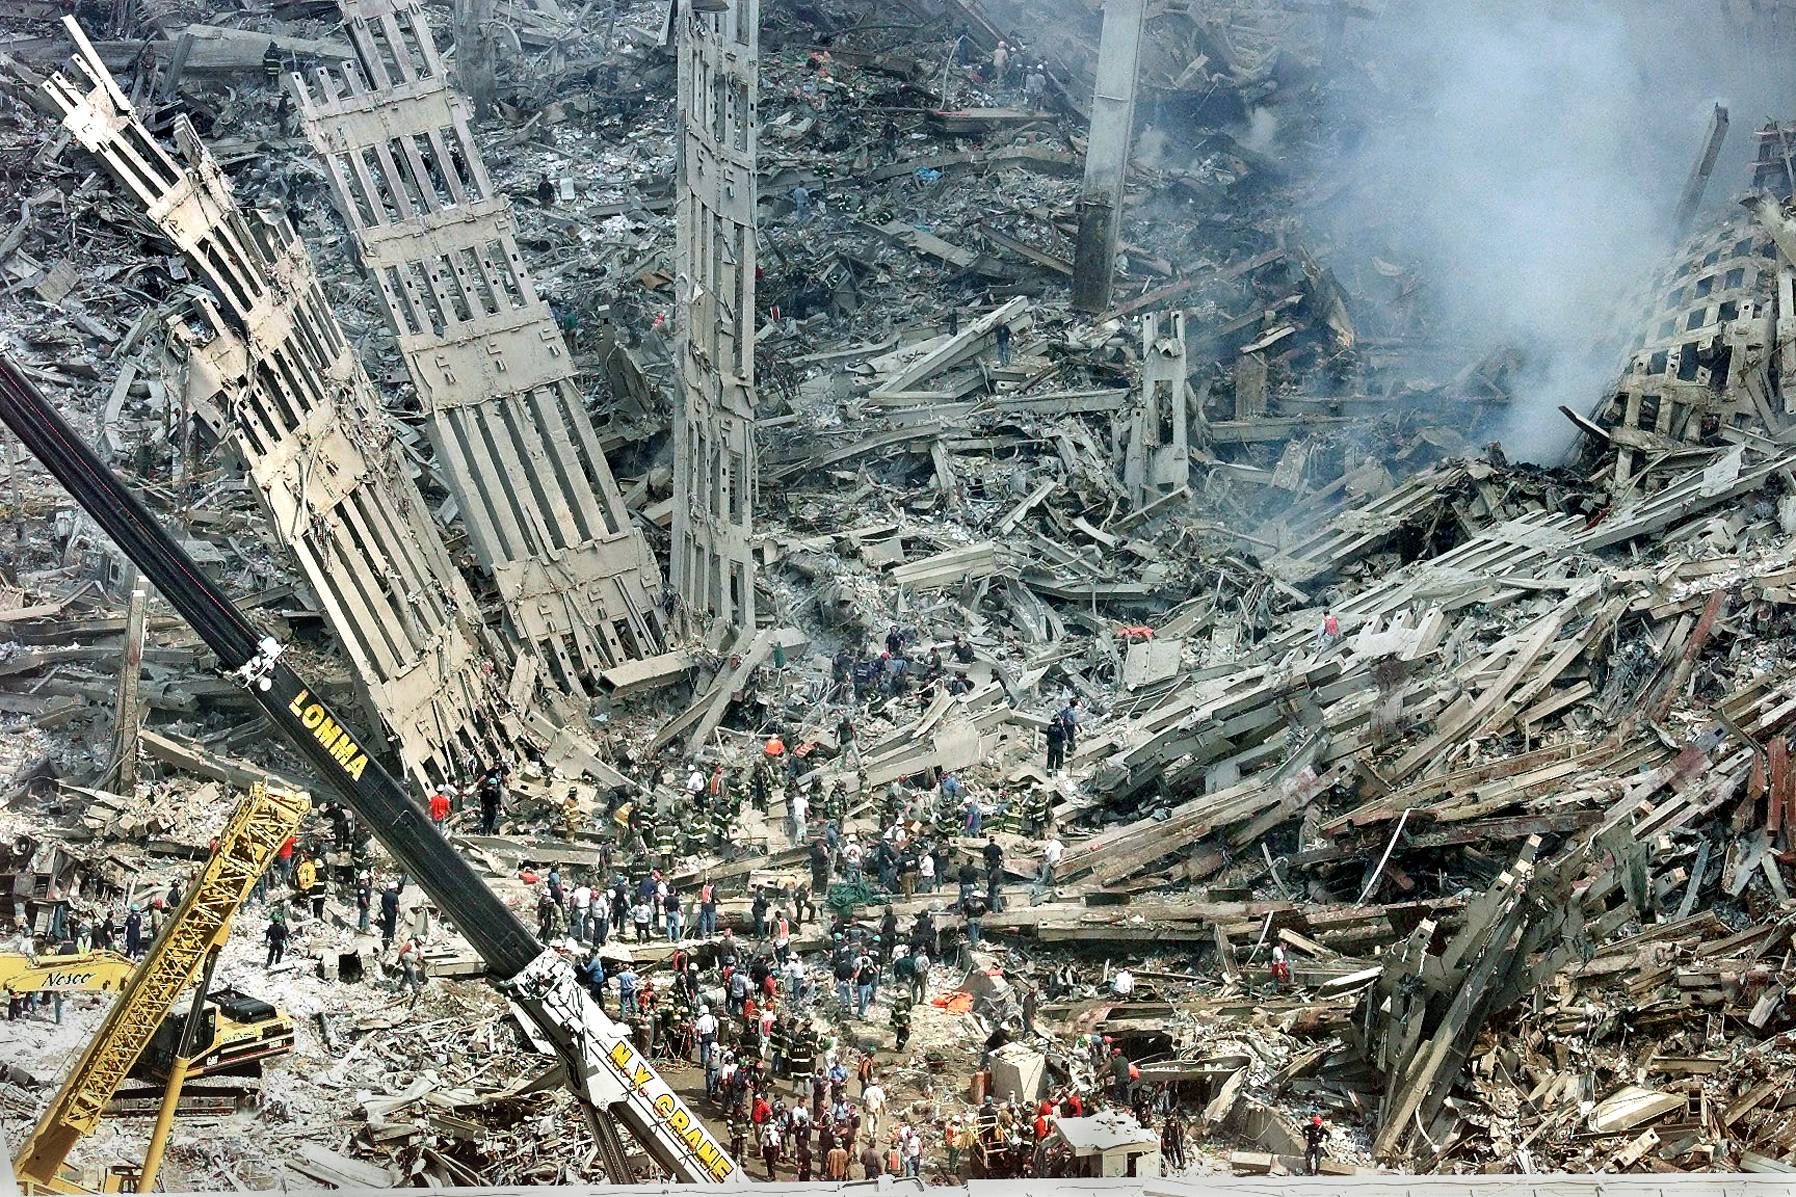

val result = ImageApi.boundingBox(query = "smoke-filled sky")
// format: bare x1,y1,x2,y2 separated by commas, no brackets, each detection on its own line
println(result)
1298,0,1796,461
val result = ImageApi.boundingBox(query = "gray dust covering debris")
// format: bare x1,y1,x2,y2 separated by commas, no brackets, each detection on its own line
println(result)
2,0,1796,1188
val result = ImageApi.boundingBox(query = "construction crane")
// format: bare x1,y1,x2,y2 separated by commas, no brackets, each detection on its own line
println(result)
0,950,136,996
0,950,292,1079
0,354,743,1186
11,782,308,1194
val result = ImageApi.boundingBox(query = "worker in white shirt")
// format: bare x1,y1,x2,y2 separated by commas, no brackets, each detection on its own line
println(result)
569,881,592,942
1039,836,1064,886
863,1077,887,1135
696,1004,719,1068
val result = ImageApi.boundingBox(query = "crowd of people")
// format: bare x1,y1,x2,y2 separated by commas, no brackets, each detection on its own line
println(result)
7,617,1344,1180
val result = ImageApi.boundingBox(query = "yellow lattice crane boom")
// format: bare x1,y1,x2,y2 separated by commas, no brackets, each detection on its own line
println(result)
12,782,308,1194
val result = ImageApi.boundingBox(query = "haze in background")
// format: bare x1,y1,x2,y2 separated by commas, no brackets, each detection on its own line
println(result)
1300,0,1796,462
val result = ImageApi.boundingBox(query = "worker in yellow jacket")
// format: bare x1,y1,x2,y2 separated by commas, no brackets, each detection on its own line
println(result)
293,856,317,909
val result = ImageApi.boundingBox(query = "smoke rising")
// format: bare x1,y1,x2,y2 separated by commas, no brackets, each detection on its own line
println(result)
1302,0,1796,463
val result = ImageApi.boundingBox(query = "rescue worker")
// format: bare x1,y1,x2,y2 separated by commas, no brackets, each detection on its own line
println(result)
1162,1107,1188,1170
355,872,372,933
538,886,564,941
123,905,144,957
263,910,288,967
891,991,913,1051
307,853,327,919
293,854,317,915
1304,1113,1327,1174
478,761,505,834
397,938,425,1001
379,880,400,946
1271,942,1292,987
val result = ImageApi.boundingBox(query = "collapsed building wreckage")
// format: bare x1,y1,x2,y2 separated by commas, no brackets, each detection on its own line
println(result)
2,0,1796,1188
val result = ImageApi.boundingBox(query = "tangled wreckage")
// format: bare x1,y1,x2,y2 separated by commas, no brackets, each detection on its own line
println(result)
4,0,1796,1189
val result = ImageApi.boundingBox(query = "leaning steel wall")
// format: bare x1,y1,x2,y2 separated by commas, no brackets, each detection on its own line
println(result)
43,19,515,787
291,0,667,695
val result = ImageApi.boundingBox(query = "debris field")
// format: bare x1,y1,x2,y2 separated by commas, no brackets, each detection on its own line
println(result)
2,0,1796,1188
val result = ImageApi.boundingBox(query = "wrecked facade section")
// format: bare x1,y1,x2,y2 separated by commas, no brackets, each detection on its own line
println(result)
41,21,512,787
1125,311,1189,510
671,0,759,630
291,0,667,692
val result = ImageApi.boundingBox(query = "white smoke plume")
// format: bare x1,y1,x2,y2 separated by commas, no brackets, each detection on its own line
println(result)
1301,0,1796,462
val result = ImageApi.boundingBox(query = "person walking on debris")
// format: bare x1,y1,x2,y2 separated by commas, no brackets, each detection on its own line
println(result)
124,905,144,958
632,893,655,943
293,854,316,915
995,322,1013,366
428,782,452,824
355,872,372,933
1304,1113,1327,1174
1162,1107,1188,1170
538,885,563,942
1038,835,1063,887
1057,697,1081,750
581,949,606,1006
570,878,592,943
397,937,425,1003
699,876,719,939
263,910,288,967
478,760,505,834
891,992,913,1050
963,889,987,948
1317,609,1340,650
1111,1046,1136,1104
1045,711,1066,772
837,715,860,767
379,880,400,947
307,852,327,919
1270,942,1291,987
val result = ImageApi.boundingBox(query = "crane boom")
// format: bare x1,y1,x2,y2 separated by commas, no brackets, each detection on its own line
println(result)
0,355,742,1184
12,782,307,1193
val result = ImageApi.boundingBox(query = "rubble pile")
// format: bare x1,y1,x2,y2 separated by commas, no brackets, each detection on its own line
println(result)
2,0,1796,1189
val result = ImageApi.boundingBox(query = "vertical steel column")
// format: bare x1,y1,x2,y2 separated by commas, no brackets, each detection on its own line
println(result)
672,0,760,630
1125,310,1188,508
1071,0,1148,314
